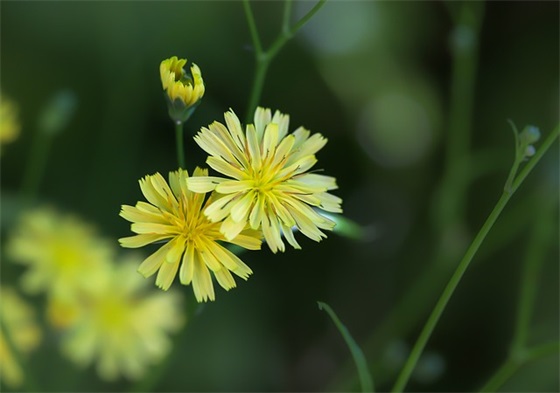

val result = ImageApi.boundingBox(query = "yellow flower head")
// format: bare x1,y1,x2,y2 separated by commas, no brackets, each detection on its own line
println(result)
53,259,184,381
160,56,205,109
0,287,42,388
0,94,21,149
7,208,113,297
187,107,343,253
119,167,262,302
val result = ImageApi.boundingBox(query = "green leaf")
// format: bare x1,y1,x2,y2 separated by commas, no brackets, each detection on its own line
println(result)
318,301,374,392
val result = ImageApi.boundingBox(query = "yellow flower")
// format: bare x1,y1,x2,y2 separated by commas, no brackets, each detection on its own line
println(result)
0,94,20,149
0,287,42,388
53,259,184,381
119,167,262,302
187,107,343,253
160,56,205,109
7,208,113,297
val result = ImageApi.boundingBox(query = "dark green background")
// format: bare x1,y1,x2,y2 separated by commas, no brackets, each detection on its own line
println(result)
1,1,558,391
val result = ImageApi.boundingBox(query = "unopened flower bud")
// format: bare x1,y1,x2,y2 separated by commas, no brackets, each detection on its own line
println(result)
160,56,205,124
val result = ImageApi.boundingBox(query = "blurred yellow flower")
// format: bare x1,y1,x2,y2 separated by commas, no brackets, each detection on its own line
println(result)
187,107,343,253
160,56,205,109
119,168,262,302
0,287,42,388
0,94,20,149
53,259,184,381
7,208,113,297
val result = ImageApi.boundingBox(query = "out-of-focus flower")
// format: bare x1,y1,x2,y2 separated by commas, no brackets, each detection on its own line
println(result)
160,56,205,123
53,259,184,381
119,168,261,302
0,94,20,150
7,208,113,297
187,108,343,253
0,287,42,388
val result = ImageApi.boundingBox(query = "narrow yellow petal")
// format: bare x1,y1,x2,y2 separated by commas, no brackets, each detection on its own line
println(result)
192,258,215,302
130,222,178,235
226,230,262,250
119,234,170,248
249,195,265,230
120,205,167,224
214,268,236,290
138,240,176,278
197,240,223,272
155,258,179,290
207,243,252,279
207,157,246,180
186,176,225,193
179,242,195,285
139,175,169,211
271,110,290,140
220,215,246,241
204,193,238,222
229,191,255,223
224,109,246,152
253,107,271,142
262,214,284,253
215,180,253,195
166,236,185,264
282,224,301,249
246,124,262,171
262,123,279,160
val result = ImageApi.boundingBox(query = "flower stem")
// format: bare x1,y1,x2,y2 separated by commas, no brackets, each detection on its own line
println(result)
434,0,484,233
175,121,186,169
478,185,557,392
318,302,374,393
479,341,560,392
390,125,559,393
243,0,327,123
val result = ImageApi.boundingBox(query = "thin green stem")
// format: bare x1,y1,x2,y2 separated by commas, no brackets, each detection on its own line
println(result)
391,126,559,393
282,0,293,35
175,122,185,169
318,302,374,393
511,191,555,353
435,1,484,232
479,341,560,392
245,57,270,123
242,0,263,55
21,131,53,201
243,0,327,122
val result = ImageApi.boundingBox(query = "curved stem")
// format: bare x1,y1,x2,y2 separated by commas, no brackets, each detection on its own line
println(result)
391,126,559,393
175,122,185,169
511,192,555,353
245,57,270,123
242,0,263,55
243,0,327,122
318,302,374,393
479,341,560,392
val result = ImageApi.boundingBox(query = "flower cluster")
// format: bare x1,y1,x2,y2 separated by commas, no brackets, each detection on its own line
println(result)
7,208,184,381
120,98,342,300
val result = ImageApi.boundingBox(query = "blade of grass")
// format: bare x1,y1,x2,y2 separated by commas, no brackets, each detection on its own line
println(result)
318,301,374,392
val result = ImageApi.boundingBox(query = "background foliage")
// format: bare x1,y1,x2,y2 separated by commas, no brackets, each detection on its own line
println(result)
1,1,558,391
